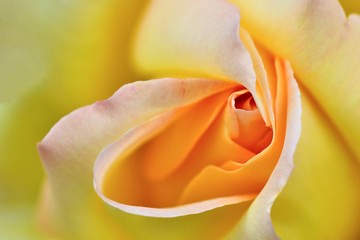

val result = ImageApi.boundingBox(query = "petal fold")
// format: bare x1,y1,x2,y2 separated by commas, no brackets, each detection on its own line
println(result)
231,0,360,160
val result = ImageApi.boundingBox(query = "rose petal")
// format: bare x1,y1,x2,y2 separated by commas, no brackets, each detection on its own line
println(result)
226,61,302,239
231,0,360,160
133,0,274,126
272,91,360,239
37,78,235,236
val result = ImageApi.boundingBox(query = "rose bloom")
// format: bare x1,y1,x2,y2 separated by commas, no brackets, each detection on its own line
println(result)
1,0,360,239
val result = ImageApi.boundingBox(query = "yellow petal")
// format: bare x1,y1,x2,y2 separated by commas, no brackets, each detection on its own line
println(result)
231,0,360,160
272,90,360,239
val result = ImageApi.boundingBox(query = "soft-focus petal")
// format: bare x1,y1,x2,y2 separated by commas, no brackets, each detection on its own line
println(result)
226,61,301,239
0,0,146,237
0,0,146,103
231,0,360,160
38,78,235,238
0,1,47,102
0,204,46,239
272,91,360,239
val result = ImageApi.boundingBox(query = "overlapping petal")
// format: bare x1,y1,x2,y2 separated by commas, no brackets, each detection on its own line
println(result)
229,0,360,238
231,0,360,160
94,85,260,217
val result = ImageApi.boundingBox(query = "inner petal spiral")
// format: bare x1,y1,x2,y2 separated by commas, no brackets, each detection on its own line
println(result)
99,84,274,208
226,89,273,154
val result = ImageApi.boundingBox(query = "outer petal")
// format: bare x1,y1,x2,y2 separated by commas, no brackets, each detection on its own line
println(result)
226,62,302,239
272,91,360,239
0,0,146,237
231,0,360,160
38,78,236,238
133,0,274,126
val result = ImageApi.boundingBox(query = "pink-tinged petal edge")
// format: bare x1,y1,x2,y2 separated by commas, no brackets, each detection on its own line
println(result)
94,118,256,217
37,78,236,234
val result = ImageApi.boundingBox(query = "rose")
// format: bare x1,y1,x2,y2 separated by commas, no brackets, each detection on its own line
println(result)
1,0,356,239
36,0,360,239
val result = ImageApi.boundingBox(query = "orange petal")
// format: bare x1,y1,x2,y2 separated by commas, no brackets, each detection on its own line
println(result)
95,86,262,216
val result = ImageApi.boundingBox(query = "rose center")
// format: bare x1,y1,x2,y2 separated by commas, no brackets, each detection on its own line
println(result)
234,91,256,111
226,89,273,154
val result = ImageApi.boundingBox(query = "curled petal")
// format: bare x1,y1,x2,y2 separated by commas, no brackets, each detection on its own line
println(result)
38,78,235,236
